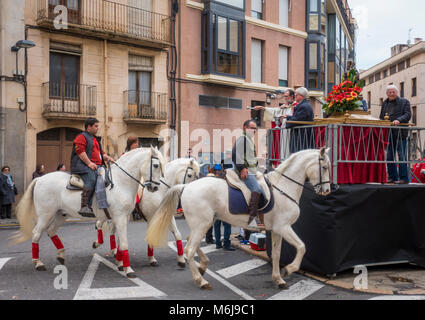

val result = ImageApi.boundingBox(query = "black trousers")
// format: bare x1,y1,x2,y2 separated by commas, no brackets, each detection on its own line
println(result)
1,205,12,219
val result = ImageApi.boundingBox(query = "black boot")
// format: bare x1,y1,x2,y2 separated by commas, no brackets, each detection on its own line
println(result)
247,192,263,229
79,188,96,218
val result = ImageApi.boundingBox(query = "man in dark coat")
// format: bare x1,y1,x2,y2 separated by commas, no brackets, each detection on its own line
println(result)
284,87,315,153
0,166,15,219
379,85,411,184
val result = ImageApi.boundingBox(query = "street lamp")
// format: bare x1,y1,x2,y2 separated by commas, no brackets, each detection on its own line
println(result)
11,40,36,81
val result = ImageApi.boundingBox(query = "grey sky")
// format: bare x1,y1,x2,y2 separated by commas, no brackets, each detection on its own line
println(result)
349,0,425,71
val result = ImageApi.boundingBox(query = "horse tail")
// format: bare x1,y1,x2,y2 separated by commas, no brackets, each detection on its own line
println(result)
146,184,185,248
9,179,38,245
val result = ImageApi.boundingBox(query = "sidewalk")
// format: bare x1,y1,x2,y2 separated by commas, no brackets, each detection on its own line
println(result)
230,234,425,296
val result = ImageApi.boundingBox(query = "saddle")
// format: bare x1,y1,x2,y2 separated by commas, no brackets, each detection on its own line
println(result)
225,169,274,215
66,167,111,191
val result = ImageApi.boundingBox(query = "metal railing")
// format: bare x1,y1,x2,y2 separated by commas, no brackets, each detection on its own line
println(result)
124,90,167,122
336,0,356,39
267,124,425,184
36,0,171,44
42,82,97,116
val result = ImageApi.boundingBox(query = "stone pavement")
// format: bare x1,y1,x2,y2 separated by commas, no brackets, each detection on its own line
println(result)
230,234,425,296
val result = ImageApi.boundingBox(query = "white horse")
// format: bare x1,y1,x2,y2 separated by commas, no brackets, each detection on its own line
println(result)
146,148,331,289
93,158,200,269
10,147,165,278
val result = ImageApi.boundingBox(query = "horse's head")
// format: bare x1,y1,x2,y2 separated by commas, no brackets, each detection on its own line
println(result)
142,146,165,192
164,158,200,185
306,147,331,196
182,158,200,184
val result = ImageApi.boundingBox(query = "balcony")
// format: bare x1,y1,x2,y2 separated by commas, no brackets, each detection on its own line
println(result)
124,90,167,124
36,0,171,48
42,82,97,120
335,0,356,40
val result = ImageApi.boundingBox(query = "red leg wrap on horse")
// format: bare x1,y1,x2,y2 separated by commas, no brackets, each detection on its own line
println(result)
97,230,104,244
122,250,130,268
110,235,116,250
32,243,39,260
176,240,184,256
148,246,154,257
116,247,123,262
51,235,64,250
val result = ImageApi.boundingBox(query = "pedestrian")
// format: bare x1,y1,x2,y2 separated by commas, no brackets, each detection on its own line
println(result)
0,166,16,219
379,85,411,184
359,94,368,111
125,136,139,153
284,87,314,153
214,219,236,251
32,164,45,180
57,163,66,171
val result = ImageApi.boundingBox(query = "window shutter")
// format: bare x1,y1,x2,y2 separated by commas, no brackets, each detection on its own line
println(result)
129,55,153,72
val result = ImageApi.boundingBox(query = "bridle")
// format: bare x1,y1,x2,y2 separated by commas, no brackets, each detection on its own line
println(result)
111,155,163,190
268,155,331,205
160,165,199,189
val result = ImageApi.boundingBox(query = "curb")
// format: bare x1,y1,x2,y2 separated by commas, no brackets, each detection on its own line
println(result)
230,235,425,296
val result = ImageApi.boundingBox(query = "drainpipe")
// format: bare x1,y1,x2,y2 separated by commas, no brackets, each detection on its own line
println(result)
103,39,109,153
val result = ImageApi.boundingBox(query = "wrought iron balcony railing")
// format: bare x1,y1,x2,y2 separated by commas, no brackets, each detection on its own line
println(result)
336,0,356,40
36,0,171,46
42,82,97,119
124,90,167,124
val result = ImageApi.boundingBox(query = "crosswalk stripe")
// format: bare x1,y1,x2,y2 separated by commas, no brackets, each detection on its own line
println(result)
370,295,425,300
0,258,12,271
216,258,268,279
268,279,325,300
168,242,255,300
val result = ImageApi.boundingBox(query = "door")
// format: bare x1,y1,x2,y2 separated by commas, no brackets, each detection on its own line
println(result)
37,128,82,173
128,70,152,117
127,0,153,38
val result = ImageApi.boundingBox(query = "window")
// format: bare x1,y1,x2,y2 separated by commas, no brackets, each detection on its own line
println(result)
251,39,263,83
390,65,397,75
279,46,289,87
279,0,289,28
307,40,325,90
375,72,381,82
251,0,263,20
383,69,388,78
368,75,374,85
199,95,242,109
367,91,371,110
400,82,405,97
251,101,264,127
128,55,153,116
308,0,326,34
412,106,417,125
398,61,405,72
406,58,411,68
49,52,80,100
48,0,81,24
202,12,245,78
412,78,417,97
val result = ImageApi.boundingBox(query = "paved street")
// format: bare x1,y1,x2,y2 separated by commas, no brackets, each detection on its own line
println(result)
2,218,422,301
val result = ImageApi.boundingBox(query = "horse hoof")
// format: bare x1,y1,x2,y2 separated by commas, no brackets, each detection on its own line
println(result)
199,268,206,276
126,272,137,279
92,242,98,249
178,262,186,269
57,257,65,265
36,265,47,272
201,283,212,290
150,261,159,267
118,266,124,272
278,282,289,290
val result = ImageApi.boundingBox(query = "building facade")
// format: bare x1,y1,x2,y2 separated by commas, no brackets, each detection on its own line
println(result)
1,0,173,189
176,0,356,165
360,40,424,126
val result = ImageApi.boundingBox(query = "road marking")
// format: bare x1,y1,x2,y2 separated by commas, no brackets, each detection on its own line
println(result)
268,279,324,300
370,295,425,300
167,241,219,257
168,242,255,300
0,258,12,271
74,253,167,300
216,258,268,279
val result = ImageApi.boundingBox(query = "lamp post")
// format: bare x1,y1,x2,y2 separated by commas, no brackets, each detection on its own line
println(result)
11,40,36,82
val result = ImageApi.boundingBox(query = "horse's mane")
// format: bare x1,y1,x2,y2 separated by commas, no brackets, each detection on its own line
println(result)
274,149,320,174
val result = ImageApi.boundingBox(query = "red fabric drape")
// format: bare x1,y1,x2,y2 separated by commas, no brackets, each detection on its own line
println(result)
315,126,389,184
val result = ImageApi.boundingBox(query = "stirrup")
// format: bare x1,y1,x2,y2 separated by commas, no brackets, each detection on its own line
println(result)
79,206,96,218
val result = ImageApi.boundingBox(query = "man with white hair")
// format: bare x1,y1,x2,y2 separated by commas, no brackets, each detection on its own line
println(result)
379,84,411,184
283,87,315,153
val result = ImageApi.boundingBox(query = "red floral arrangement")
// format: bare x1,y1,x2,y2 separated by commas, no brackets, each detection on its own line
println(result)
322,69,364,115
